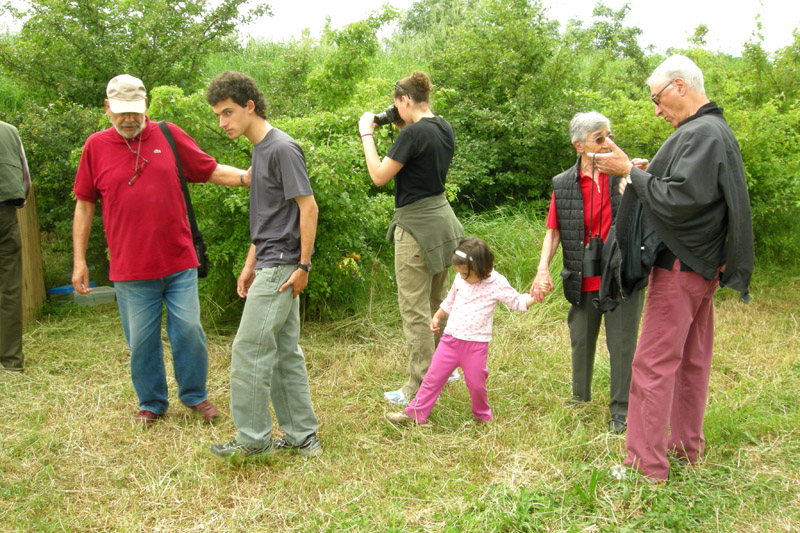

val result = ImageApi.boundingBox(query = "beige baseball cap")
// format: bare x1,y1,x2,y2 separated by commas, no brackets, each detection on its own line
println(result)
106,74,147,114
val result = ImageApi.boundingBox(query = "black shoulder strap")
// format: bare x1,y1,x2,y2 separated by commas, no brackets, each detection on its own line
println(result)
157,120,201,240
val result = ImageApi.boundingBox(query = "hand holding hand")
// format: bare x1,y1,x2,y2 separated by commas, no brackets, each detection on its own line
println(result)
530,270,554,303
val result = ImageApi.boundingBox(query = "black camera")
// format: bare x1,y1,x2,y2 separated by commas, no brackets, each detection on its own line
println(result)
374,104,400,126
582,237,603,278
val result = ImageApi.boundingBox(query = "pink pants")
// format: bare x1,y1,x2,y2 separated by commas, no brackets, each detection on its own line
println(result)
404,334,492,424
624,260,719,480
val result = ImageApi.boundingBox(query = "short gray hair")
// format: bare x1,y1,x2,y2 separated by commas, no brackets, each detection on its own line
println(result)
647,54,705,95
569,111,610,143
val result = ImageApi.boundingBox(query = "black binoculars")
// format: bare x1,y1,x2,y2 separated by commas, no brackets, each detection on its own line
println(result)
583,237,603,278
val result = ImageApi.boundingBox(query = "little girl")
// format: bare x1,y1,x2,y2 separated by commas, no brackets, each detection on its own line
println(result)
386,237,535,425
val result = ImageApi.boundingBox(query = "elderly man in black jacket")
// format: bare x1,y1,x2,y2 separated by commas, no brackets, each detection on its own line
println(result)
530,112,646,434
595,55,754,482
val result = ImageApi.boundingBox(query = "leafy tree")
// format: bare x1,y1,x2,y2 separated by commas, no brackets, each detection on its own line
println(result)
0,0,270,107
428,0,571,207
585,3,646,66
768,30,800,109
561,1,651,81
307,7,397,109
689,24,710,48
399,0,477,34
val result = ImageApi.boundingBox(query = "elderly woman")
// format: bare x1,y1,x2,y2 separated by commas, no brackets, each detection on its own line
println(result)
359,71,464,406
530,111,646,434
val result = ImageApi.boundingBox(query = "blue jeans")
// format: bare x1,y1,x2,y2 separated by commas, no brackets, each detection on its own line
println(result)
230,265,318,446
115,268,208,414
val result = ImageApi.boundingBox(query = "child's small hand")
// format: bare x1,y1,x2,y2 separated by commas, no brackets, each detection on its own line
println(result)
430,316,440,333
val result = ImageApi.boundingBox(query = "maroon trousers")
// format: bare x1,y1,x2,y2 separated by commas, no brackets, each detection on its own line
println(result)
624,259,719,480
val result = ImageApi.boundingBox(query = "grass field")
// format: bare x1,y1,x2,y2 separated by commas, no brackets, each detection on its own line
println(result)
2,211,798,531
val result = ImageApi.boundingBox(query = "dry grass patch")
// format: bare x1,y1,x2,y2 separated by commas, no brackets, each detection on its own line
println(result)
1,265,798,530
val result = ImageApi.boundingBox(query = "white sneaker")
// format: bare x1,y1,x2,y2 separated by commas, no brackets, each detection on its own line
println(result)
383,389,409,405
447,369,461,383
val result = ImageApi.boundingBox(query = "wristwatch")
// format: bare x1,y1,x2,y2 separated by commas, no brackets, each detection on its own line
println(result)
298,262,312,272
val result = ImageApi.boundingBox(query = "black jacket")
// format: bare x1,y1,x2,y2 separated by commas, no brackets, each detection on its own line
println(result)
628,102,754,302
595,189,663,312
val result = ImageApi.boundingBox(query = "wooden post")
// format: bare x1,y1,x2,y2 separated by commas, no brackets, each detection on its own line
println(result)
17,185,45,326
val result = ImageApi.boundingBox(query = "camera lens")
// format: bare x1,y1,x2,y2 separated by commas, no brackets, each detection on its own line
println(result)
373,104,399,126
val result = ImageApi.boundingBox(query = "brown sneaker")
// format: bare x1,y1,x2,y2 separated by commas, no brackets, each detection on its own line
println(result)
385,411,415,424
135,410,162,427
188,400,219,422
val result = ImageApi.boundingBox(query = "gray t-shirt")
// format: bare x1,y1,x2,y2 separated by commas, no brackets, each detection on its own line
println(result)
250,127,314,267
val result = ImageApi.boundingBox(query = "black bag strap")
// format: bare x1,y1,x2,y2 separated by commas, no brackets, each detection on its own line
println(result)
157,120,202,241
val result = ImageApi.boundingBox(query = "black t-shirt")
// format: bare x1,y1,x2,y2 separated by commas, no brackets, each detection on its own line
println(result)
386,116,455,208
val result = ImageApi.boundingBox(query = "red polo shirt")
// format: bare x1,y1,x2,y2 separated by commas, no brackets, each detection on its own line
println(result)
74,119,217,280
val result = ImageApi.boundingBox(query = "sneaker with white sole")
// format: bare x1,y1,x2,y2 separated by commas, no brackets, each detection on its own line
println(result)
383,388,409,405
210,439,273,464
273,433,323,457
447,369,461,383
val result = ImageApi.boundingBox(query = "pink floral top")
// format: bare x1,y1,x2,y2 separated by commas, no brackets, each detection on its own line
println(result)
441,270,528,343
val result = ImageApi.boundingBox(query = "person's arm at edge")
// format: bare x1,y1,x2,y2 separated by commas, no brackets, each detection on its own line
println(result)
279,194,318,298
72,199,96,294
17,134,31,198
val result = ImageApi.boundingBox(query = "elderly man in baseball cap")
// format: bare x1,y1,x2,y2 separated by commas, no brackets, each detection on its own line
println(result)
72,74,250,428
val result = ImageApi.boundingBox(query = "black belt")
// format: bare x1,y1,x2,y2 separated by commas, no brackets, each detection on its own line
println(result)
654,248,694,272
0,200,22,208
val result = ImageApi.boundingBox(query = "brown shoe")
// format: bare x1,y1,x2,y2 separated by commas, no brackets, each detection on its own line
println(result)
385,411,414,424
188,400,219,422
135,410,162,427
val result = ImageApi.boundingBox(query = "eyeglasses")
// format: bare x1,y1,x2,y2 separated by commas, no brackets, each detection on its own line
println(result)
123,136,148,185
651,80,674,106
589,133,615,145
128,154,149,185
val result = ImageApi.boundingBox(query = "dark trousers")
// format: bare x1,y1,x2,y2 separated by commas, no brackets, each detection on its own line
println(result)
567,289,644,416
0,206,23,370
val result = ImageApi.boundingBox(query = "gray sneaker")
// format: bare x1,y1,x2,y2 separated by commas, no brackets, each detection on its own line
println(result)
210,439,273,464
273,433,323,457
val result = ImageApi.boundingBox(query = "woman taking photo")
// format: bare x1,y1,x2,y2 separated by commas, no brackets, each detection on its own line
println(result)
358,71,464,406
